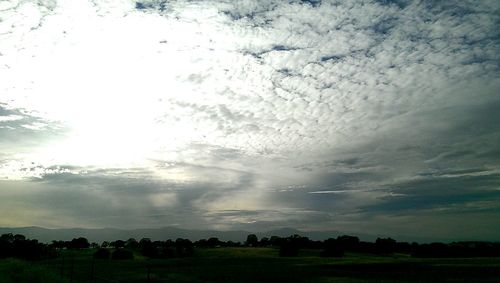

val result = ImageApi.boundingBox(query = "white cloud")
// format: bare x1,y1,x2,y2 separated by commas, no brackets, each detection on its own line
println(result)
0,115,23,122
0,0,499,238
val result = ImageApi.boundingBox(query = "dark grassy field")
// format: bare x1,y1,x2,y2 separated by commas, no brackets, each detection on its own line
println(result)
1,248,499,283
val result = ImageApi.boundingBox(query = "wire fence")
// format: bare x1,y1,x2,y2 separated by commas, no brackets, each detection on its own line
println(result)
38,254,162,283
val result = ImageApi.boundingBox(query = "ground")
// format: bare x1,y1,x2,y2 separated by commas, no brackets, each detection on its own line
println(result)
1,248,499,283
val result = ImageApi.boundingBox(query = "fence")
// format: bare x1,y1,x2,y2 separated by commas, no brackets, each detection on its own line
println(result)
38,253,163,283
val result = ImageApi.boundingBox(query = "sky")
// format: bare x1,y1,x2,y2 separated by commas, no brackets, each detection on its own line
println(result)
0,0,499,241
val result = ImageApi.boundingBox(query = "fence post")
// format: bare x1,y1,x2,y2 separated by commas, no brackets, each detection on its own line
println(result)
90,257,95,283
70,253,74,283
60,255,65,279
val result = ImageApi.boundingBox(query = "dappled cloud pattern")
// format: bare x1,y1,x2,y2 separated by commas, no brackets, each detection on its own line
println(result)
0,0,499,240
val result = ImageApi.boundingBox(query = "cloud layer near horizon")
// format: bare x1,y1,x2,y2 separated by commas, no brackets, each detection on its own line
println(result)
1,0,499,240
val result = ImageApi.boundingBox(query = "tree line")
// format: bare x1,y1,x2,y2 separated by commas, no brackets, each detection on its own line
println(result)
2,232,500,261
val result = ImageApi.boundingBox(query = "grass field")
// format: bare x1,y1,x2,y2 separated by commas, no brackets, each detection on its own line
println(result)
1,248,500,283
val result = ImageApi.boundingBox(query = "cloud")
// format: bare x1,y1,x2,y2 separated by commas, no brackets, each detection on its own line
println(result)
3,0,498,160
363,171,500,212
0,104,67,154
0,0,499,239
0,163,263,229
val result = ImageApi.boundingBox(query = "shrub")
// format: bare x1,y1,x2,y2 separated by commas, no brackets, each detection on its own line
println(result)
111,249,134,260
320,239,344,257
93,248,111,259
279,241,299,257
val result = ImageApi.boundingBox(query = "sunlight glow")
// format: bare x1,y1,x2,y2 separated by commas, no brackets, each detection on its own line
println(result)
2,2,241,172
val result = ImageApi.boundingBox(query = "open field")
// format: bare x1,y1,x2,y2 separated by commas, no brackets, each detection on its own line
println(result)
1,248,500,283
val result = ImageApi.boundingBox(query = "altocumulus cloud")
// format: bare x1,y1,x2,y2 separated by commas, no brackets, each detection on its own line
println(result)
0,0,499,240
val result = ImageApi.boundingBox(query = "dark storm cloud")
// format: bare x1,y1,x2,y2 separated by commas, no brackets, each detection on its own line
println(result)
269,92,500,234
11,163,260,228
361,172,500,213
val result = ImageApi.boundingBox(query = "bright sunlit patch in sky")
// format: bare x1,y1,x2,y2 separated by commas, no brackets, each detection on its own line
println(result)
1,0,249,170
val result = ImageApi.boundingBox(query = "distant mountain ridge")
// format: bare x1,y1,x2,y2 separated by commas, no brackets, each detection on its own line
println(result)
0,226,453,244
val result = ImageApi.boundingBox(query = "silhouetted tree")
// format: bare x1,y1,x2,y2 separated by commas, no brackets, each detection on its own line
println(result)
93,248,111,259
246,234,259,247
412,242,448,258
0,236,13,258
321,238,344,257
139,238,157,258
1,233,14,243
175,238,194,257
49,240,66,249
278,235,307,257
1,234,56,260
110,240,126,249
69,237,90,249
290,234,310,249
139,238,151,248
269,236,283,247
337,235,360,251
279,239,299,257
375,237,396,254
14,234,26,241
207,237,221,248
225,241,241,247
126,238,139,249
